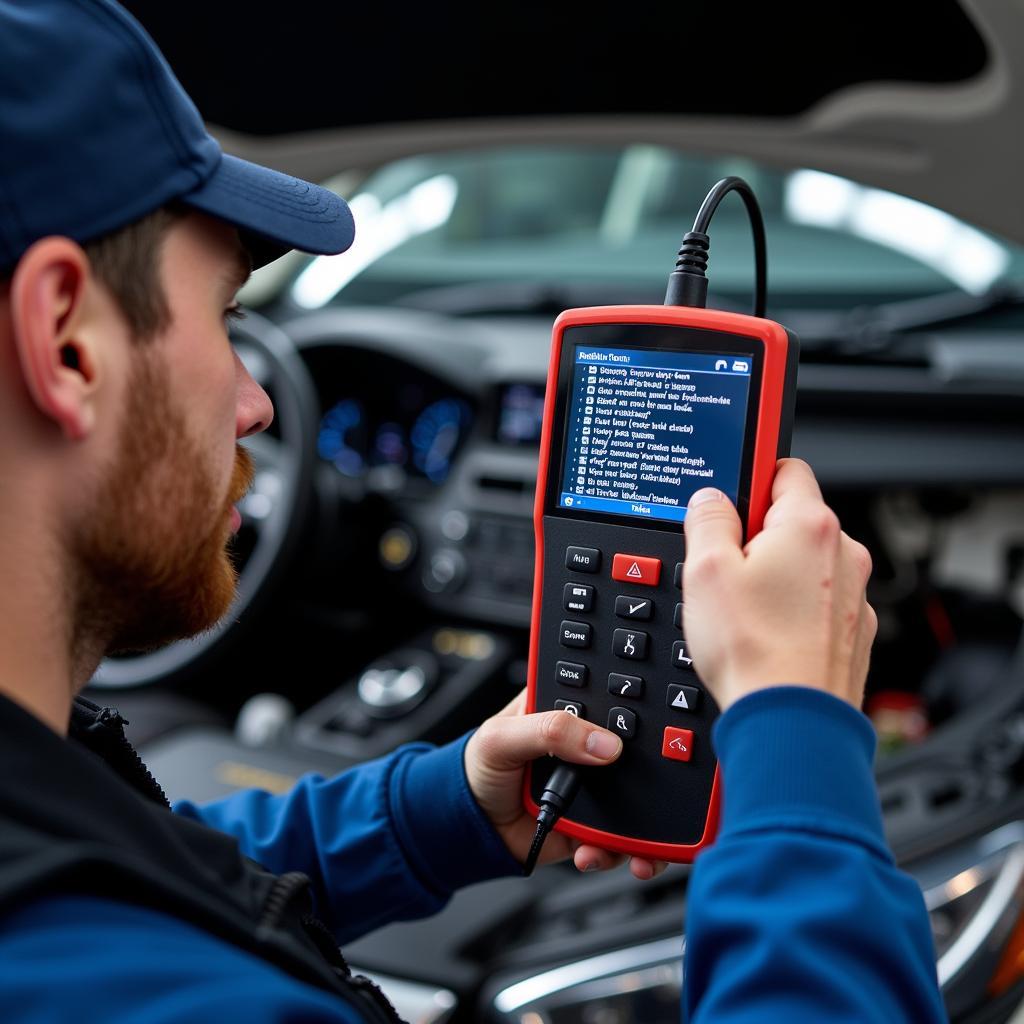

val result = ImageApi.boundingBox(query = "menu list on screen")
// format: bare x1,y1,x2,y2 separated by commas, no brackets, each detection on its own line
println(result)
558,344,752,524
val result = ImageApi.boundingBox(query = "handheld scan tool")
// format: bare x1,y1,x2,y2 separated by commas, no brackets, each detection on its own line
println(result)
522,178,800,867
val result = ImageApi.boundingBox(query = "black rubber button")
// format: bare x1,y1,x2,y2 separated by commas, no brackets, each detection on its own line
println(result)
563,583,595,613
555,699,585,718
565,547,601,573
556,661,588,687
560,620,592,648
612,628,648,660
607,706,637,739
615,595,653,621
608,673,644,699
672,640,694,670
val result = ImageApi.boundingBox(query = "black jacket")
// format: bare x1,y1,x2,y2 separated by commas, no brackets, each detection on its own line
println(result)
0,693,402,1023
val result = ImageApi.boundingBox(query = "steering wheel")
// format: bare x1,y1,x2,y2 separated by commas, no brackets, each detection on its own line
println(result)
89,310,318,688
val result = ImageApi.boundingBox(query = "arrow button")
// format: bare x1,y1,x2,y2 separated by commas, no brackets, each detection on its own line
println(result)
672,640,694,670
608,673,644,699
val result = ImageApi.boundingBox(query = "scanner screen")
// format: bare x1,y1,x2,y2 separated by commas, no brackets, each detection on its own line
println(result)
558,345,752,524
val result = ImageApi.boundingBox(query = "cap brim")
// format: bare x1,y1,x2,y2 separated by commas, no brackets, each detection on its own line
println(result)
179,153,355,269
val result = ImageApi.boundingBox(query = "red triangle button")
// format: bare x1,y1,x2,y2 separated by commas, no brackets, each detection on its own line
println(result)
611,553,661,586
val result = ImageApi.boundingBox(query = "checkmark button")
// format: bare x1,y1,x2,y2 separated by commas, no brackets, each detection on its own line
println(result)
614,595,653,621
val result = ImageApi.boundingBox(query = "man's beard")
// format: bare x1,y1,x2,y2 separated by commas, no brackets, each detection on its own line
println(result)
70,348,254,659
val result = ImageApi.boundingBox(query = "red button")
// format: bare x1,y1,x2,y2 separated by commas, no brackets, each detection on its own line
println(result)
662,727,694,762
611,553,661,586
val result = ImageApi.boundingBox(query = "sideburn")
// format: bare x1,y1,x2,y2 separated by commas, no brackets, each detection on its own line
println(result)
70,348,244,662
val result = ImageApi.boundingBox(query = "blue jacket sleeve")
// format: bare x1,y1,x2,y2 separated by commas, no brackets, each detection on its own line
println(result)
173,732,522,945
683,687,947,1024
0,895,366,1022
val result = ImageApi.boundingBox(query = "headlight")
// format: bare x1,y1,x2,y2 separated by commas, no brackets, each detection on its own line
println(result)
488,824,1024,1023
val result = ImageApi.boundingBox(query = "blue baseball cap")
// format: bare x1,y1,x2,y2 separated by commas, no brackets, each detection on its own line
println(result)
0,0,355,271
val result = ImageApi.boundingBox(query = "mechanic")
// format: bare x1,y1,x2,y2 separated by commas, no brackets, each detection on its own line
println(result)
0,1,946,1022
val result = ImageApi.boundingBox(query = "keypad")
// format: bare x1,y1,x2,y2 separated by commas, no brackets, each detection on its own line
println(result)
547,543,706,772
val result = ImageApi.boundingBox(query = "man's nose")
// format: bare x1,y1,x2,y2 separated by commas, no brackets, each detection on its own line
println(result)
234,350,274,439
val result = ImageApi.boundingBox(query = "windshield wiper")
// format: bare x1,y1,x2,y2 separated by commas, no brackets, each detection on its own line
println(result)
392,280,664,317
397,277,1024,361
798,282,1024,357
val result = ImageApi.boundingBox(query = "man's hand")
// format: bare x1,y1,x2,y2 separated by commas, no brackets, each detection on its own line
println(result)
682,458,876,712
465,692,668,880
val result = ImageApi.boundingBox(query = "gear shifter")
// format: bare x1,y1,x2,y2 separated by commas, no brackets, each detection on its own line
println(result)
356,650,439,719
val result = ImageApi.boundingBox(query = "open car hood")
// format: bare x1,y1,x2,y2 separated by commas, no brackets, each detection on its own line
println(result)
125,0,1024,244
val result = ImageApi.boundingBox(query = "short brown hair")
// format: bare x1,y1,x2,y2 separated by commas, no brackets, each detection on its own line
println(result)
0,204,185,340
83,204,186,341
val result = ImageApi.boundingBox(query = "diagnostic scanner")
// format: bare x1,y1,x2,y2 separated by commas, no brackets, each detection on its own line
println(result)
524,301,799,864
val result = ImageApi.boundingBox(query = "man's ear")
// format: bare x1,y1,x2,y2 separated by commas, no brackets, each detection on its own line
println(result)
8,237,100,442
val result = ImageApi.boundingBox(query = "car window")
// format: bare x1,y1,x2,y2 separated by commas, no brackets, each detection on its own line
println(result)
287,146,1024,313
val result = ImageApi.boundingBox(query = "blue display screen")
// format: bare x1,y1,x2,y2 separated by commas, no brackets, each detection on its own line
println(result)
558,345,752,524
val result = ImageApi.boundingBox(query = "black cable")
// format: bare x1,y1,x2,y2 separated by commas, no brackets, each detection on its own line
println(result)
522,762,582,876
664,175,768,318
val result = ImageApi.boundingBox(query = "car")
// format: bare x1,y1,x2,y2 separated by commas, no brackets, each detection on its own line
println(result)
89,2,1024,1020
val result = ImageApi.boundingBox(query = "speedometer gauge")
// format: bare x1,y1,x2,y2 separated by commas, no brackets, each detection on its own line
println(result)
411,399,471,482
317,399,367,477
373,422,408,467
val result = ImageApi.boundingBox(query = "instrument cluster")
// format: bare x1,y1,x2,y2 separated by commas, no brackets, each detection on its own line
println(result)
304,345,475,487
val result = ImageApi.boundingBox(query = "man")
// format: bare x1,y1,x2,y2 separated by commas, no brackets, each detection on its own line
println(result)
0,1,945,1021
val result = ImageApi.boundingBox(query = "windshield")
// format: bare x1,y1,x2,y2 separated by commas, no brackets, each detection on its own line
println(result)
287,146,1024,314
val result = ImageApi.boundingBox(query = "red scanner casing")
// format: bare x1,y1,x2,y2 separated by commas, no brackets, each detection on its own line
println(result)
524,304,798,863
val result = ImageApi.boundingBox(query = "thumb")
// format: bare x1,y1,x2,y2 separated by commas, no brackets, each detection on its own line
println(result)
684,488,744,560
473,709,623,772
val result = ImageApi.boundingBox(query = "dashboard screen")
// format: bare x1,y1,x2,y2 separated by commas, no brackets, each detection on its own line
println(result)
557,345,752,524
496,383,547,445
307,342,476,487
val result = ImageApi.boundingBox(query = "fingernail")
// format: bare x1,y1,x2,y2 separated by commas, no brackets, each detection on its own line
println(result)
583,861,599,872
586,730,622,759
688,488,724,508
